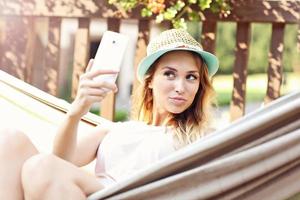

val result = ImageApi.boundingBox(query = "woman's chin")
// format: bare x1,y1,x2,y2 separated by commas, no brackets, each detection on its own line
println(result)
168,107,187,114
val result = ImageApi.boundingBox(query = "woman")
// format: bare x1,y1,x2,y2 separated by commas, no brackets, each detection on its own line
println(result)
0,29,218,199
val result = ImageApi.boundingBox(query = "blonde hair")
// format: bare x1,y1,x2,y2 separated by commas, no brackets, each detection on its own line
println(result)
131,51,216,147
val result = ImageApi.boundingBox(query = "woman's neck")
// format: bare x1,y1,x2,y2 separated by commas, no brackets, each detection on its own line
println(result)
151,110,172,126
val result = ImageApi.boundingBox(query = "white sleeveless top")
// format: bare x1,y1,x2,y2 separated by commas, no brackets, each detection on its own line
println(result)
95,121,176,187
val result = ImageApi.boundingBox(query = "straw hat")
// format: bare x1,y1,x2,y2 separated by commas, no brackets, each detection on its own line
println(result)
137,29,219,82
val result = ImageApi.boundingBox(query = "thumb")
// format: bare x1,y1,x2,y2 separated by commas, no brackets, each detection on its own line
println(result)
85,59,94,72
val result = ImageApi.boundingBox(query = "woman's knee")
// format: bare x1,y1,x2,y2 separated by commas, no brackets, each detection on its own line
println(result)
21,154,57,197
0,128,33,155
22,154,57,182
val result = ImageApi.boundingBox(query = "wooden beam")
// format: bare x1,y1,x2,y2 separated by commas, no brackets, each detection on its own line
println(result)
264,23,285,104
71,18,90,99
44,17,61,96
0,0,299,23
230,22,251,121
99,18,121,121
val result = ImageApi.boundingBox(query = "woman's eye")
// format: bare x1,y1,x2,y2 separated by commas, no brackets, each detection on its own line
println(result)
186,74,198,80
163,71,176,79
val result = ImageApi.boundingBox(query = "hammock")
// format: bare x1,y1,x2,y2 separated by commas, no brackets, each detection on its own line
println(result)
0,70,109,168
1,70,300,200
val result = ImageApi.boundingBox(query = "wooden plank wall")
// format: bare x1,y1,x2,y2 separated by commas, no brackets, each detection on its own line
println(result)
0,0,299,121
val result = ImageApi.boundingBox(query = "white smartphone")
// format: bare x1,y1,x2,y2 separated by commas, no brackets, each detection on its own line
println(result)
91,31,129,84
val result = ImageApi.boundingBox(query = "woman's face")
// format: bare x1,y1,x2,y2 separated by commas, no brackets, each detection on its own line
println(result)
149,50,201,117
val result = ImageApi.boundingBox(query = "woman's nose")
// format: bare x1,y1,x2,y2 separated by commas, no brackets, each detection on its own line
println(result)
174,79,185,94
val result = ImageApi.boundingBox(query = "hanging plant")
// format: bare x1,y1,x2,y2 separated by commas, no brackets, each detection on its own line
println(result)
108,0,231,29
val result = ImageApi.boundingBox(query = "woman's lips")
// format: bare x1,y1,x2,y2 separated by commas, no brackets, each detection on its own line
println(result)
169,97,187,105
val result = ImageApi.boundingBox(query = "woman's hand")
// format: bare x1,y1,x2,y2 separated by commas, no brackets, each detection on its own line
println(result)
68,59,118,118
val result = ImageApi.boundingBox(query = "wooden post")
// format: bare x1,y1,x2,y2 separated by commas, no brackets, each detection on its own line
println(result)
132,19,150,92
230,22,251,121
44,17,62,96
72,18,90,99
24,16,36,84
297,23,300,54
201,20,217,90
264,23,285,104
99,18,121,121
201,21,217,54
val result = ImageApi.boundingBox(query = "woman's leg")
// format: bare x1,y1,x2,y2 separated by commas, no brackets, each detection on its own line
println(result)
0,128,38,200
22,153,103,200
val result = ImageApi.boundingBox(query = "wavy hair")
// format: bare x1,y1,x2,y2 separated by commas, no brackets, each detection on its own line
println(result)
131,51,216,147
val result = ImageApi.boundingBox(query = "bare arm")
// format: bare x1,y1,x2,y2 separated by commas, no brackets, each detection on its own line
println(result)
53,113,81,162
73,126,109,167
53,59,118,163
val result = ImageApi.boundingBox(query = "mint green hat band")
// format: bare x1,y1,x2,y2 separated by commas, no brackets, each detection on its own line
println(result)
137,29,219,82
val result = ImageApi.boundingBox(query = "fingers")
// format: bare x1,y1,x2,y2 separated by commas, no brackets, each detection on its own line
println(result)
80,79,118,93
84,59,119,79
85,95,112,105
85,70,119,80
75,85,116,108
83,88,109,98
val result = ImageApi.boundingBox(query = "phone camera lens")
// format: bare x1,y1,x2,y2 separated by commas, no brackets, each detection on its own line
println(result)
112,40,116,44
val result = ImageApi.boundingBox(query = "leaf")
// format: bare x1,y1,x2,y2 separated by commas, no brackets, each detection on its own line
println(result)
188,10,200,21
174,0,185,11
141,7,153,17
188,0,197,3
198,0,212,10
108,0,116,4
172,18,187,29
163,8,177,20
155,13,164,23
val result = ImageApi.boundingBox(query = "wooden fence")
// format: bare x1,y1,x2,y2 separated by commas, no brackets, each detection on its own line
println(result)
0,0,299,121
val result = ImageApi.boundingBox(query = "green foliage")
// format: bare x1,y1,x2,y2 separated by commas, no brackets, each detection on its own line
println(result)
89,108,129,122
215,23,299,74
213,73,300,106
283,24,300,73
114,109,129,121
215,22,236,74
198,0,212,10
108,0,231,29
108,0,138,10
172,18,187,29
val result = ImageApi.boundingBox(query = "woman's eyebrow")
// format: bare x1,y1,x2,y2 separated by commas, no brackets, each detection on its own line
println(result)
161,66,199,74
161,66,177,71
187,70,199,74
